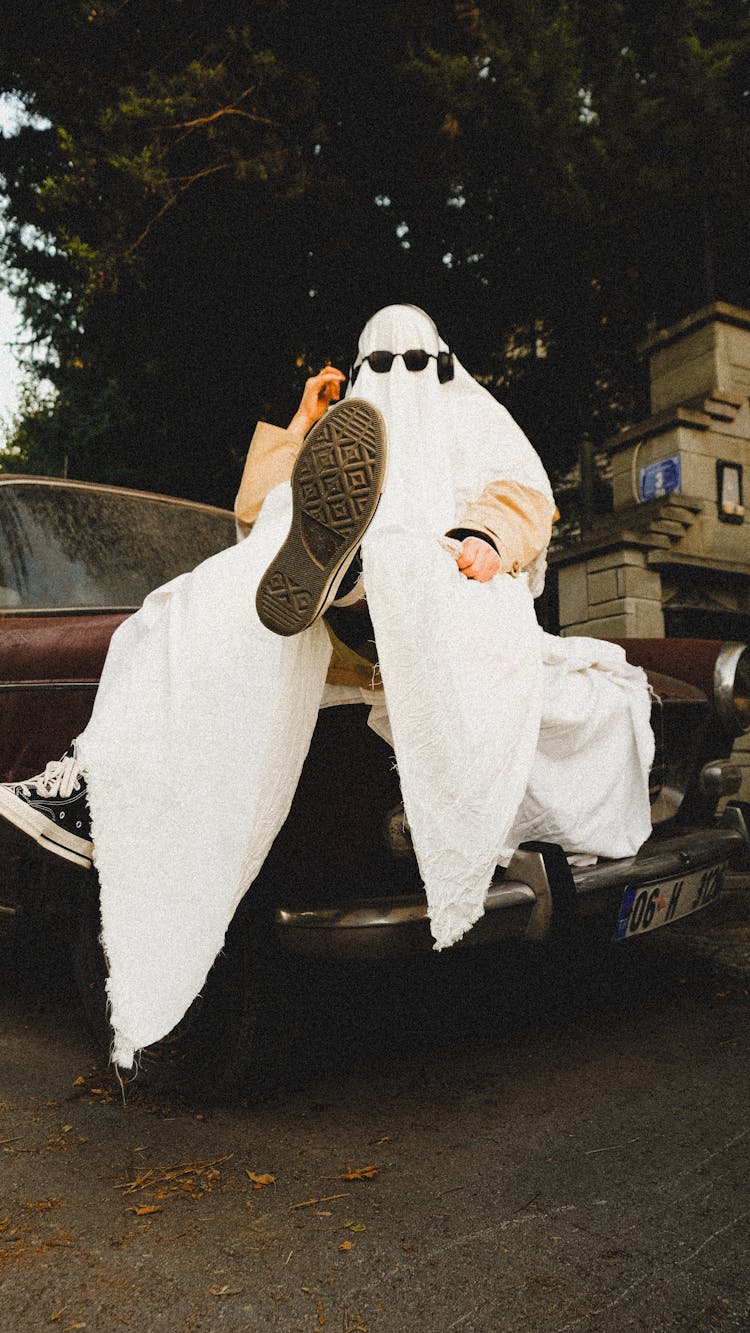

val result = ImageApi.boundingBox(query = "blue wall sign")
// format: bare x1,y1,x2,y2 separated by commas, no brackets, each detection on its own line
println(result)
639,454,681,501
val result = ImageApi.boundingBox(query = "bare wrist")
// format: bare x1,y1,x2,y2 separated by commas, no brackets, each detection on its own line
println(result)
286,413,310,441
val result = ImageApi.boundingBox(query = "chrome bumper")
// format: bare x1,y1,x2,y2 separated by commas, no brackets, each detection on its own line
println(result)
274,809,750,959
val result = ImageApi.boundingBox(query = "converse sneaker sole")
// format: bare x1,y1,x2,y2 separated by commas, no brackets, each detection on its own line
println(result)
256,398,388,636
0,785,93,870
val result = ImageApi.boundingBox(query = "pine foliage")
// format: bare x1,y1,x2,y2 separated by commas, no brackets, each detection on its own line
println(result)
1,1,748,502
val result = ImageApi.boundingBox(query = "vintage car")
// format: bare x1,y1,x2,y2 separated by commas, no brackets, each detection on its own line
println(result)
1,473,749,1099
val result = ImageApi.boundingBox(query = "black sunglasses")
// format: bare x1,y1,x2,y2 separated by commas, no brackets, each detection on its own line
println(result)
350,348,454,386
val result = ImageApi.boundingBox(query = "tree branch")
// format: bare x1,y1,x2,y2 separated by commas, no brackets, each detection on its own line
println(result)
126,161,233,255
168,85,272,133
174,106,273,130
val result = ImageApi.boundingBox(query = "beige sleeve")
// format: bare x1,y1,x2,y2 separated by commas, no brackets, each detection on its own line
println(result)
234,422,303,530
454,481,557,575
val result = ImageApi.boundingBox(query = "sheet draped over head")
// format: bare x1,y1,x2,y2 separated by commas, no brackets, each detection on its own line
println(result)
77,303,651,1070
348,305,554,947
350,304,554,592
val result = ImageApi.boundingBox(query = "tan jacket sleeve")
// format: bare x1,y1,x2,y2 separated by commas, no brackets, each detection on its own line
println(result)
234,422,303,530
452,480,556,576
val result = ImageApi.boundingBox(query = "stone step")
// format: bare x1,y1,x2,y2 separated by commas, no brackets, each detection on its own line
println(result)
650,518,689,538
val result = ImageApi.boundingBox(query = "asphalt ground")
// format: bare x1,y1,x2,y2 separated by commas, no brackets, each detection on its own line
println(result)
1,880,749,1333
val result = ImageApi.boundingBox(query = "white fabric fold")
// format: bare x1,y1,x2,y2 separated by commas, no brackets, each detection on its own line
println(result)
364,533,543,947
79,485,332,1067
499,633,655,863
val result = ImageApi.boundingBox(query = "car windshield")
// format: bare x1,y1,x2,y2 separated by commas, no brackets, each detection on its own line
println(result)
0,482,236,610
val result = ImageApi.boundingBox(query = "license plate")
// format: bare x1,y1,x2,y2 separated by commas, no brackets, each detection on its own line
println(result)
615,863,724,941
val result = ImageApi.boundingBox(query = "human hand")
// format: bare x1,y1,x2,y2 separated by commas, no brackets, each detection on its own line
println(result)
287,366,346,440
455,536,501,582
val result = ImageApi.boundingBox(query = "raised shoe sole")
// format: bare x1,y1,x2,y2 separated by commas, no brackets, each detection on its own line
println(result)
256,398,388,636
0,785,93,870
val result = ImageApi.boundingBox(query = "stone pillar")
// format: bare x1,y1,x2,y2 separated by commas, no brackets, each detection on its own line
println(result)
550,300,750,799
552,301,750,640
557,542,665,639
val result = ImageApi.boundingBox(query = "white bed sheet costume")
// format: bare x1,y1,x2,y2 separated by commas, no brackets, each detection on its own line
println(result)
77,305,654,1070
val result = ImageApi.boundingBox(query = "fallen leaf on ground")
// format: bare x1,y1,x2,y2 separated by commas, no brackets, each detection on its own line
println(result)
72,1077,85,1087
117,1154,232,1195
208,1286,243,1297
339,1241,353,1251
343,1221,366,1232
49,1308,67,1322
339,1166,380,1181
245,1170,275,1188
131,1205,163,1216
342,1308,369,1333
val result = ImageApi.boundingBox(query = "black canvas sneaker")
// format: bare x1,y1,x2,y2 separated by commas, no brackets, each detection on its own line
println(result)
256,398,388,636
0,745,93,869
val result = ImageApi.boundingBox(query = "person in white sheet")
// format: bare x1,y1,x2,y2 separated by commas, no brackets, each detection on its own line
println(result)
0,305,654,1070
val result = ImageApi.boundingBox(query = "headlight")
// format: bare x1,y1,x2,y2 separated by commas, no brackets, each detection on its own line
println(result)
714,643,750,734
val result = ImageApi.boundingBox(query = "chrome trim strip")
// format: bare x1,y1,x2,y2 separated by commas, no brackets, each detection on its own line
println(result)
0,607,138,618
571,826,745,899
276,880,535,933
0,681,98,693
0,473,234,517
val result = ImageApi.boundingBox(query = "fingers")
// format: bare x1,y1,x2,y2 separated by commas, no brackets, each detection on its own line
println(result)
455,536,502,582
289,367,346,437
307,366,346,403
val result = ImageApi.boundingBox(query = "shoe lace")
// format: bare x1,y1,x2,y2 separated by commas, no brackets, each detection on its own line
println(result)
31,752,83,800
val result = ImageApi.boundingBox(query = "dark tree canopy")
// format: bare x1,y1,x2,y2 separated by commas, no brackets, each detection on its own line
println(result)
1,0,748,507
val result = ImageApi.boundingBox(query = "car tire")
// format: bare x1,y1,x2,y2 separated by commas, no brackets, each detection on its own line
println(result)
70,872,291,1104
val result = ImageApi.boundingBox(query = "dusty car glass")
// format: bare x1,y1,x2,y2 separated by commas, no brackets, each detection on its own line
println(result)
0,482,235,610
